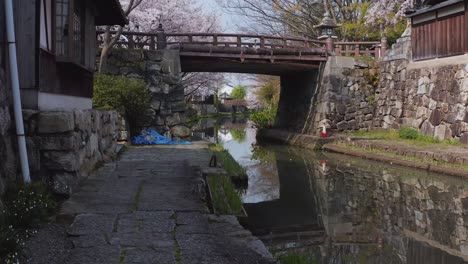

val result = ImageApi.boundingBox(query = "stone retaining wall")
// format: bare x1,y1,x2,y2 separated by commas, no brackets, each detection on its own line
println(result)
369,32,468,143
313,153,468,261
104,49,191,139
308,56,380,134
374,57,468,143
0,67,18,195
23,110,118,196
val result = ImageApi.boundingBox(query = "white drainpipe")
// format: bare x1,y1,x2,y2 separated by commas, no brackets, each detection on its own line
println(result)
5,0,31,183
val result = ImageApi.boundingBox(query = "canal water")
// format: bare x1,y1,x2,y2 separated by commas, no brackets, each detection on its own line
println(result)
192,117,468,264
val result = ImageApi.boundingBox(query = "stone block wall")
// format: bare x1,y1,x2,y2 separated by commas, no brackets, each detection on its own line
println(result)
307,56,380,134
23,110,118,196
373,36,468,143
311,154,468,261
104,49,191,139
0,65,18,196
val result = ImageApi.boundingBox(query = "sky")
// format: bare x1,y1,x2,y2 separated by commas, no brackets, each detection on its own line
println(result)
200,0,244,33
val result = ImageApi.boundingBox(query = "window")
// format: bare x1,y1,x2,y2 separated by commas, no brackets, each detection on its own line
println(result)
55,0,85,65
40,0,54,52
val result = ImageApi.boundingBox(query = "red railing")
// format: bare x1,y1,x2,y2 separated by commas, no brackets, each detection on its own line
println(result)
97,30,387,60
334,41,384,59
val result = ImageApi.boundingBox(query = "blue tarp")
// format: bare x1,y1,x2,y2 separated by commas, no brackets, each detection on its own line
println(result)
132,129,191,145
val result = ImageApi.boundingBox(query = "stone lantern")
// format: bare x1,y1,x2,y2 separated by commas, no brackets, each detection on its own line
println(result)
314,12,340,54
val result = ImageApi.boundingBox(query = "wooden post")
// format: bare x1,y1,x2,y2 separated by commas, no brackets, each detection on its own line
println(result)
381,36,388,60
128,34,135,49
156,24,166,50
354,44,360,56
326,37,334,55
260,37,265,48
237,36,242,47
213,35,218,46
150,36,155,50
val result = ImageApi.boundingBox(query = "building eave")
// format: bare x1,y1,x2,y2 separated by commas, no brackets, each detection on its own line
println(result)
95,0,128,26
407,0,464,17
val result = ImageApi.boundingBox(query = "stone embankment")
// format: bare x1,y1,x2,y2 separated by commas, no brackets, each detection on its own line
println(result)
104,50,191,139
308,56,380,134
22,110,118,196
374,57,468,143
24,144,275,264
0,64,18,196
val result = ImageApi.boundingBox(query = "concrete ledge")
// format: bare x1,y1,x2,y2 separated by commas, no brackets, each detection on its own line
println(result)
256,129,334,150
323,143,468,179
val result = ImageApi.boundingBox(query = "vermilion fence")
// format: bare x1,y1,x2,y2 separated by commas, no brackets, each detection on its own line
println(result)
97,30,387,60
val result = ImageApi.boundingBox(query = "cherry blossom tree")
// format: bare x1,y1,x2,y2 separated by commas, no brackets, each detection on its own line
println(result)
99,0,224,98
365,0,424,27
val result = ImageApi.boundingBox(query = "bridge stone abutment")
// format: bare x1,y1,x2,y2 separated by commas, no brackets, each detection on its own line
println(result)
275,70,321,132
104,49,191,139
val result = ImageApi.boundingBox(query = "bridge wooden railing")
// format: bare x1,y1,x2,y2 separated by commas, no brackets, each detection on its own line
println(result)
97,30,387,60
334,41,384,59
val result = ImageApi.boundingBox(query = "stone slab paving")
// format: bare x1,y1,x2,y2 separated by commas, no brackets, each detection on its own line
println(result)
25,143,275,264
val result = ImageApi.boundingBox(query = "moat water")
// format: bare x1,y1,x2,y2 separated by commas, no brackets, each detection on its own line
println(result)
192,117,468,263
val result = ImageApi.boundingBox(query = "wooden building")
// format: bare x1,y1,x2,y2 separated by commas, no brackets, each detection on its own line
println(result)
1,0,126,110
408,0,468,61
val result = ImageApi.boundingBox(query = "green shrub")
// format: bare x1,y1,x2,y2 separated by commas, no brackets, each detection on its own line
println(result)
93,74,150,135
250,105,277,129
398,127,419,140
230,128,246,143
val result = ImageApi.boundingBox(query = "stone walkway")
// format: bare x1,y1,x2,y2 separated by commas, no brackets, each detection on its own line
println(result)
25,144,275,264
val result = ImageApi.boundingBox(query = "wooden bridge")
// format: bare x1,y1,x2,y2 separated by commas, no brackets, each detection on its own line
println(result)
98,30,385,75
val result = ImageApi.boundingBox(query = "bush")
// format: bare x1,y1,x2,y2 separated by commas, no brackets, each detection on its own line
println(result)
398,127,419,140
93,74,151,135
250,105,277,129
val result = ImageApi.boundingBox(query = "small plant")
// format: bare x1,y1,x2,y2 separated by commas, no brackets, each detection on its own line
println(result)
0,182,57,264
398,127,419,140
3,182,56,229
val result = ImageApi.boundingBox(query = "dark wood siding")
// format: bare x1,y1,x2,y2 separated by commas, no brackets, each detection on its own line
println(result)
39,50,93,98
0,0,6,71
412,4,467,61
13,0,38,89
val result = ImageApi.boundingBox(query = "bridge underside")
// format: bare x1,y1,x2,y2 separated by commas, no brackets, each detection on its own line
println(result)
180,55,324,75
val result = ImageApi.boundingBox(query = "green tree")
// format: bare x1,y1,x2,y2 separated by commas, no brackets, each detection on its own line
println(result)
230,85,247,99
256,82,280,107
230,128,246,143
93,74,151,135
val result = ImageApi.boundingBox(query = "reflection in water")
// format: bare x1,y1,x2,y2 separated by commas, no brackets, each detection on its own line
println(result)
192,118,468,263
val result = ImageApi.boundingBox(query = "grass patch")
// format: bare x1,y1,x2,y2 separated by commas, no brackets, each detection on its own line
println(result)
209,144,247,179
207,175,243,215
335,141,468,172
131,181,144,212
277,253,318,264
119,249,127,264
349,128,461,146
